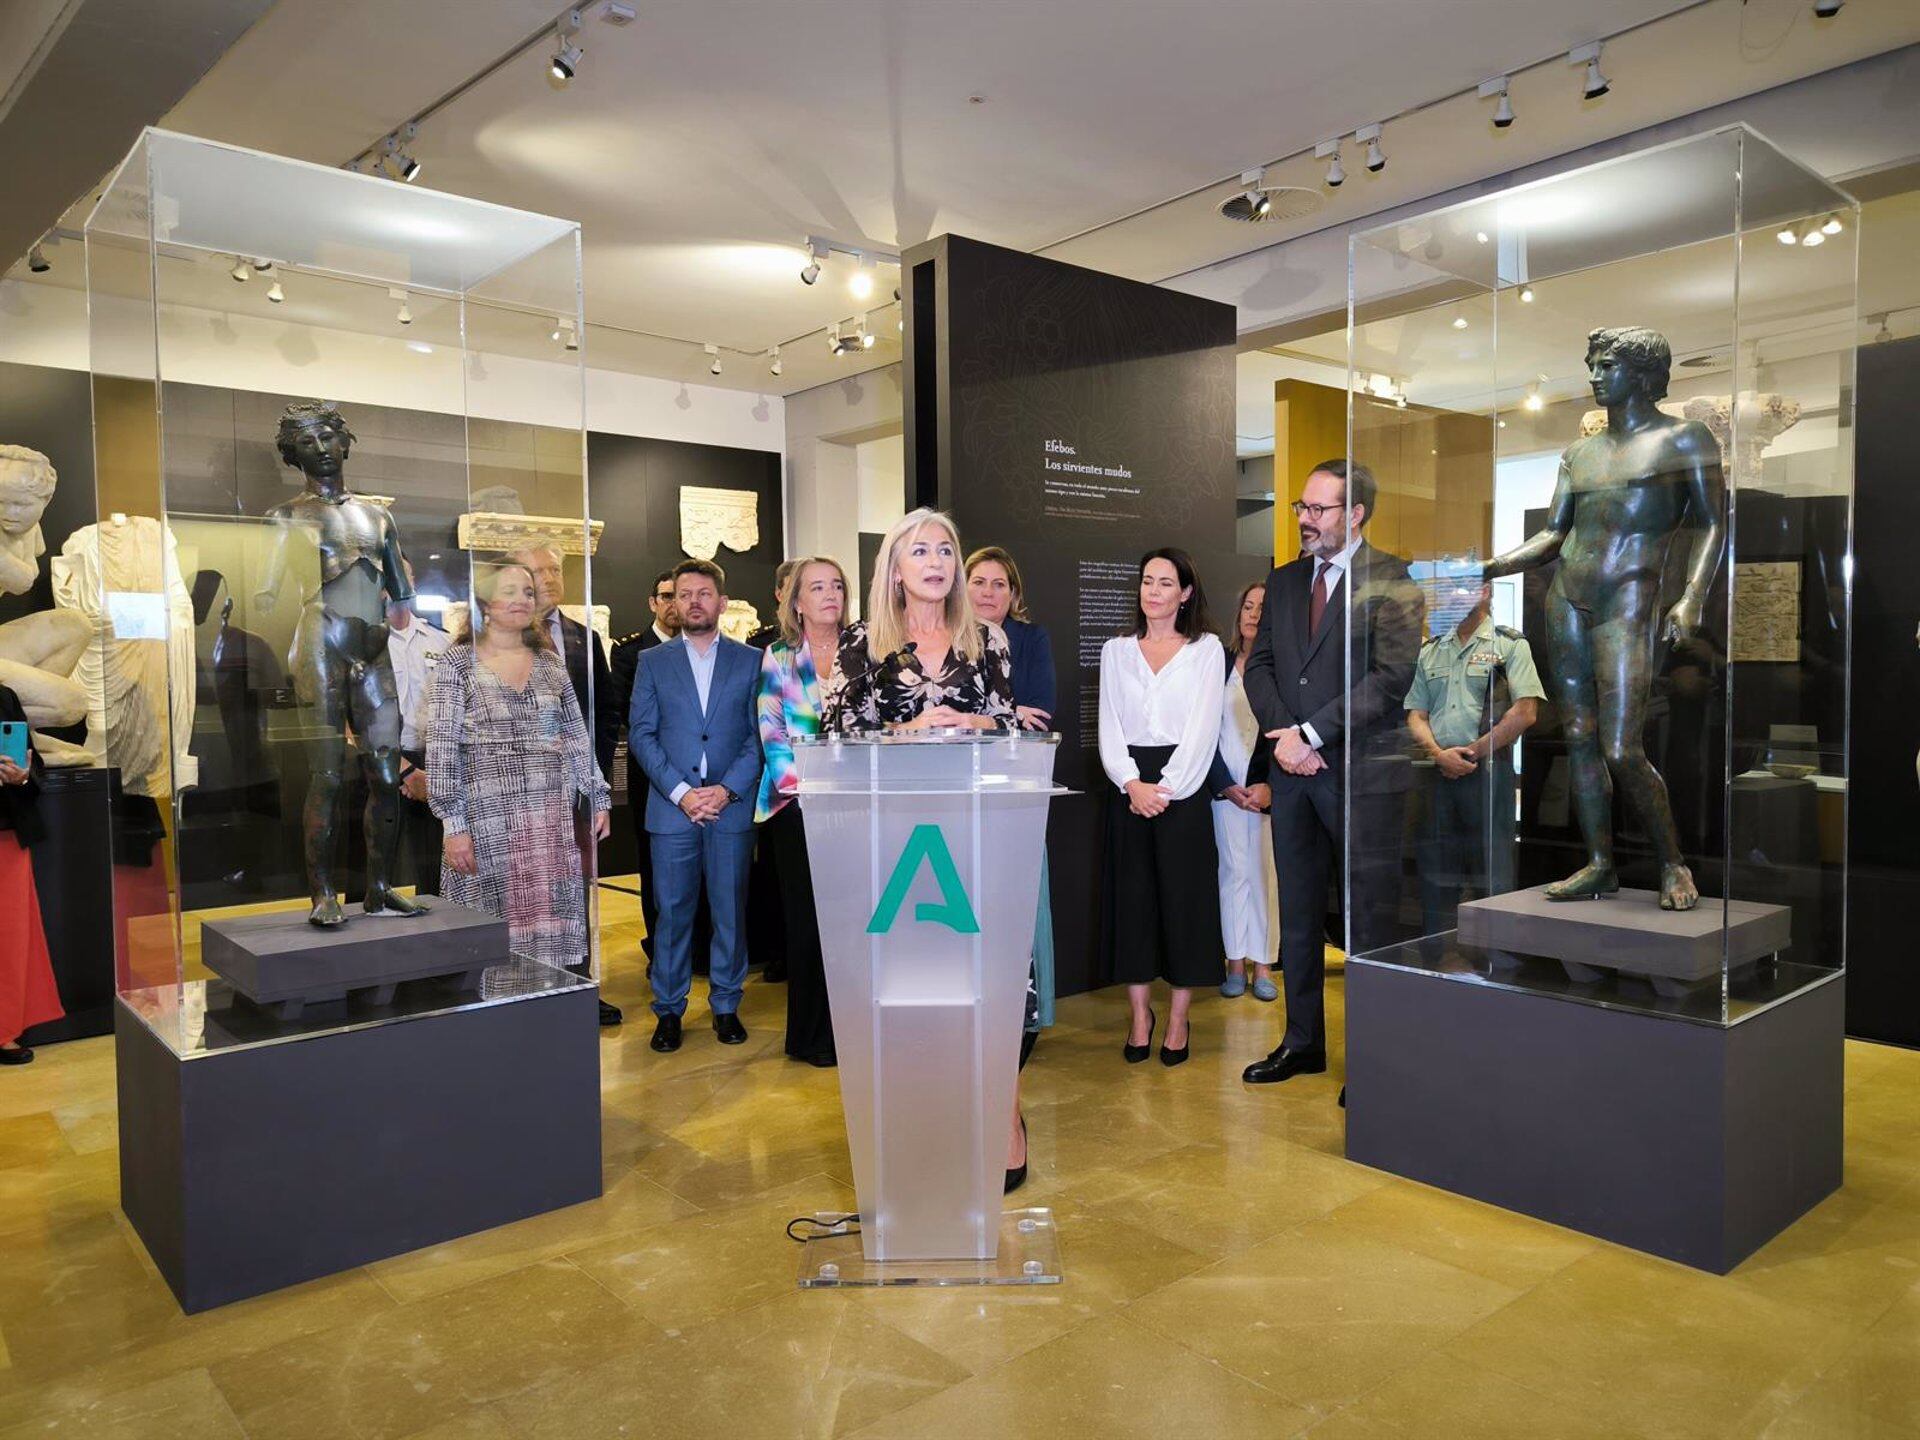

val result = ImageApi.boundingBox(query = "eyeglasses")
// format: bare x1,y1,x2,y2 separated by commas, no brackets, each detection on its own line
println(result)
1289,501,1347,520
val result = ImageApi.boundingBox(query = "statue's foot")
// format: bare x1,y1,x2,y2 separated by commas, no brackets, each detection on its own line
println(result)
1659,864,1700,911
308,894,347,928
364,886,428,918
1544,864,1620,901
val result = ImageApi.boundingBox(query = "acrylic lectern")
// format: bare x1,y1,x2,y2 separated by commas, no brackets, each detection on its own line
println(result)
791,731,1064,1286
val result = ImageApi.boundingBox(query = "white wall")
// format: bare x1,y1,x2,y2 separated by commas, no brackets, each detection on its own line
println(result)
782,365,905,613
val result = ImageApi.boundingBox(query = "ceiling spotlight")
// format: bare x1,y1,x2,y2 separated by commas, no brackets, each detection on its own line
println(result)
1821,215,1844,235
230,258,250,283
1357,123,1385,174
1800,228,1826,248
705,343,722,376
382,124,421,182
1316,138,1344,189
861,314,876,349
1871,314,1891,344
1523,376,1547,412
26,243,49,273
1519,286,1535,303
549,9,585,81
849,256,875,301
1479,76,1515,129
1813,0,1842,15
1452,316,1469,330
828,322,841,355
1475,231,1490,244
391,288,412,325
1777,228,1799,246
266,280,285,304
1570,42,1609,100
800,240,824,286
769,346,782,377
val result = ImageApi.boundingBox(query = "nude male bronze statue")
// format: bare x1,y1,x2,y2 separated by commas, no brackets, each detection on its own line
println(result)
1484,327,1725,911
256,402,426,927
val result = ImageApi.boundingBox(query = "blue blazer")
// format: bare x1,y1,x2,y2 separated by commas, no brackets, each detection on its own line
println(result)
1002,617,1057,717
629,634,764,836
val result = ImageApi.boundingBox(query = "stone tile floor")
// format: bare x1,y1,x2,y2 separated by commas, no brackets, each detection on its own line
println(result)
0,885,1916,1438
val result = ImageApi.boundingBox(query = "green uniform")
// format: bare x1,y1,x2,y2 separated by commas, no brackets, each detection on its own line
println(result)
1405,618,1544,750
1405,617,1544,935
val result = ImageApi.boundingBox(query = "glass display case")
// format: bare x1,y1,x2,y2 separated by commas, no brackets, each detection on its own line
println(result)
1342,125,1856,1027
84,129,603,1042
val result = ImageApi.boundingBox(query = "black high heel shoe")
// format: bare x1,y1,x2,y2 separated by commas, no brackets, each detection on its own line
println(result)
1160,1019,1190,1067
1005,1112,1028,1194
1123,1008,1156,1064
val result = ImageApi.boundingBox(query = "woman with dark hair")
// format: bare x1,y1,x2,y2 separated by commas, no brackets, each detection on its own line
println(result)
1211,581,1278,1000
429,561,610,969
966,544,1056,1046
0,682,63,1065
1098,548,1225,1065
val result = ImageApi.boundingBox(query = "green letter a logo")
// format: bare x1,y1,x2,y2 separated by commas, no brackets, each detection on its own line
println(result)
866,824,980,935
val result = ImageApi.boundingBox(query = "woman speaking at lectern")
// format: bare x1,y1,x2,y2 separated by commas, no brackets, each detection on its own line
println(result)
819,508,1030,1190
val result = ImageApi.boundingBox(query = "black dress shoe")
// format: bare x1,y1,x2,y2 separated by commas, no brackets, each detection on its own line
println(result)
1005,1113,1028,1195
1160,1024,1190,1067
1338,1086,1347,1109
0,1044,32,1066
598,1000,623,1027
1242,1046,1328,1085
1123,1008,1156,1065
650,1014,683,1053
713,1012,748,1045
802,1052,837,1069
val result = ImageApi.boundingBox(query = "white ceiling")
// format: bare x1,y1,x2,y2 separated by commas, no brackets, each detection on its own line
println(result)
30,0,1920,396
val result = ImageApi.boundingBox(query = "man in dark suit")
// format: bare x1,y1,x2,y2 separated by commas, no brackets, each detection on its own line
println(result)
629,559,764,1054
1242,459,1422,1089
514,545,617,780
514,545,620,1026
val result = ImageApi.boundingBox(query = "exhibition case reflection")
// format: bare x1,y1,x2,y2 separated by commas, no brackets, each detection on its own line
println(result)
1340,125,1856,1025
84,129,600,1048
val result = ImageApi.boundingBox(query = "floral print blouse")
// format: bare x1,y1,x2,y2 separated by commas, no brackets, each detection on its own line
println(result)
819,620,1018,736
755,636,829,822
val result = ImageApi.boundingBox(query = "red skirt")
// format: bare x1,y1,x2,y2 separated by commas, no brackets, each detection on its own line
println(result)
0,831,64,1045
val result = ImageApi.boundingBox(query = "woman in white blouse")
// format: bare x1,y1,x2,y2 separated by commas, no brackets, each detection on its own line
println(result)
1098,548,1226,1066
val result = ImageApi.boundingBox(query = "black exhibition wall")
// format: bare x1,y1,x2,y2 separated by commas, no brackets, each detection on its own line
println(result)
902,233,1256,998
1849,333,1920,1048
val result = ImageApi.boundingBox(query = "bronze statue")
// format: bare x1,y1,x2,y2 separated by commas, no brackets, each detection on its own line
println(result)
1484,327,1725,911
256,402,425,927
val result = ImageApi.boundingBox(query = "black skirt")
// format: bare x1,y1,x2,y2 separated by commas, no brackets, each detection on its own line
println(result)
767,802,834,1064
1104,744,1224,989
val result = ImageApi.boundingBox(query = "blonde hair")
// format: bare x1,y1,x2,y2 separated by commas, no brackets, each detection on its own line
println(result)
866,508,982,664
453,561,555,651
779,556,850,646
964,545,1029,623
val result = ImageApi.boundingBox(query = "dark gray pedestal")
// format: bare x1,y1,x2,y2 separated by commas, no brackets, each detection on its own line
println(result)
1345,961,1843,1273
117,967,601,1313
1459,885,1790,990
202,903,507,1017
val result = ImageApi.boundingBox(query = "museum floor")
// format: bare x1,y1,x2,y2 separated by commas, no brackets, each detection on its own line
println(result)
2,887,1919,1440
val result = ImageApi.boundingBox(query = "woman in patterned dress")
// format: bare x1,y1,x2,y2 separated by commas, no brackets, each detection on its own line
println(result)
429,561,610,972
756,556,848,1067
819,509,1032,1192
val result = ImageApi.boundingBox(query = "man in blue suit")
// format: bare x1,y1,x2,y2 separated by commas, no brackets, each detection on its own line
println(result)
629,559,764,1053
